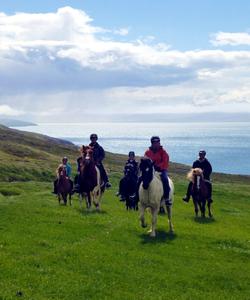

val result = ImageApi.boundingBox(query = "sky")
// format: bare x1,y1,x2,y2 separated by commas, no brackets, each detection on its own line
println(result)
1,0,250,122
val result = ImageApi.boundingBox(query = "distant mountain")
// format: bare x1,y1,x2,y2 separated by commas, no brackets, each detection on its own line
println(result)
75,112,250,123
0,118,37,127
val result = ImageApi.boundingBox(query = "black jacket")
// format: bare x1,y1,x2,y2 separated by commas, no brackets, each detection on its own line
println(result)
193,158,212,180
89,142,105,164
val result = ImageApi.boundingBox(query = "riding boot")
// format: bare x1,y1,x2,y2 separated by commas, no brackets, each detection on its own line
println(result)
161,170,171,206
183,182,192,202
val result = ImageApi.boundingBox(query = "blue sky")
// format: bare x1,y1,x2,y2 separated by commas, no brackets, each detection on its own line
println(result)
1,1,250,121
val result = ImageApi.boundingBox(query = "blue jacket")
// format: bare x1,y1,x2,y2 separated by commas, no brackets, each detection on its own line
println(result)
63,163,72,178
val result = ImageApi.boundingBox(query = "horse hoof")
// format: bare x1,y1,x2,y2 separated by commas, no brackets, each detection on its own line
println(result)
141,223,147,228
149,232,156,238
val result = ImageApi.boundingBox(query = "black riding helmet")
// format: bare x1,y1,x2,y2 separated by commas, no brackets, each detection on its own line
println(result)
199,150,206,156
150,136,160,143
90,133,98,140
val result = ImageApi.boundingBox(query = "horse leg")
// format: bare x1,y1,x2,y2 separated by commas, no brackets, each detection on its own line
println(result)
69,193,72,206
149,207,158,237
92,191,100,211
208,200,213,217
63,193,67,205
201,199,206,217
193,197,199,217
140,205,147,228
86,192,91,209
79,193,83,210
166,205,174,233
126,197,129,210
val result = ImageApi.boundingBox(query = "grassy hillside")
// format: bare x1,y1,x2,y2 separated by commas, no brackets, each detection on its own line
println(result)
0,125,250,299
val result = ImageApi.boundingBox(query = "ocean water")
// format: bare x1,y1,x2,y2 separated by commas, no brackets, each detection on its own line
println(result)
12,122,250,175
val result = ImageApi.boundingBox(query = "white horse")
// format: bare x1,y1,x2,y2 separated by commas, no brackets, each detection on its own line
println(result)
139,157,174,237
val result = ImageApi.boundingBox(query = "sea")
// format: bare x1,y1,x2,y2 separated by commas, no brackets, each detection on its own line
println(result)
12,122,250,176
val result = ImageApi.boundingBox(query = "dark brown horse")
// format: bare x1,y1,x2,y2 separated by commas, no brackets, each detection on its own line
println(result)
187,168,212,218
78,146,104,210
56,164,72,206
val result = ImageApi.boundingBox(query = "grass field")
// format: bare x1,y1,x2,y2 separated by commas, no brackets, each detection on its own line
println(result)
0,125,250,299
0,177,250,300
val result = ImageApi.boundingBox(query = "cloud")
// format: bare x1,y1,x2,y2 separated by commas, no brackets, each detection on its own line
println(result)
113,28,130,36
0,104,24,116
0,7,250,121
211,31,250,46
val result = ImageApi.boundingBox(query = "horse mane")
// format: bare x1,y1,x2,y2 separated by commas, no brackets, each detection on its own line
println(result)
56,164,64,176
187,168,204,182
140,157,154,189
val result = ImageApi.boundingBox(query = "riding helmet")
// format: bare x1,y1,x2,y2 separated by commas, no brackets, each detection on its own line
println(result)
199,150,206,156
150,136,160,143
90,133,98,140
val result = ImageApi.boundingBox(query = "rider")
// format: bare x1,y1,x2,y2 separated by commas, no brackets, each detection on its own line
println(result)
89,133,111,188
117,151,138,201
145,136,171,206
182,150,212,203
53,157,73,194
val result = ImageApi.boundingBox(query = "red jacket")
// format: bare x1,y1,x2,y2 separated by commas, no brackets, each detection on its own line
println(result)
144,146,169,171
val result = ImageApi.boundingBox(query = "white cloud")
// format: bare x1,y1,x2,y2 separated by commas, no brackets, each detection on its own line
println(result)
219,87,250,103
211,31,250,46
0,104,24,116
113,28,130,36
0,7,250,121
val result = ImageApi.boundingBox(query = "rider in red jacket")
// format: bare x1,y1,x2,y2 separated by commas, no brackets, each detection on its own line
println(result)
144,136,171,206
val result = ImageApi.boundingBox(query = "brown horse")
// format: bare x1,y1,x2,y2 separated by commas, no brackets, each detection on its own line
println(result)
78,146,104,210
56,164,72,206
187,168,212,218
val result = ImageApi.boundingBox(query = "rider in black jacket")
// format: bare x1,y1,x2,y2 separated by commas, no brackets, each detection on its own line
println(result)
183,150,212,202
117,151,138,201
89,133,111,188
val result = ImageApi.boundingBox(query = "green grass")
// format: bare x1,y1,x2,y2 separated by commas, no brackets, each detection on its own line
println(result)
0,178,250,300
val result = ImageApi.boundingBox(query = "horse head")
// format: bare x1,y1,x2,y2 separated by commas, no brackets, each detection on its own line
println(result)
85,146,94,162
139,157,154,189
57,164,66,178
187,168,204,192
124,163,134,177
